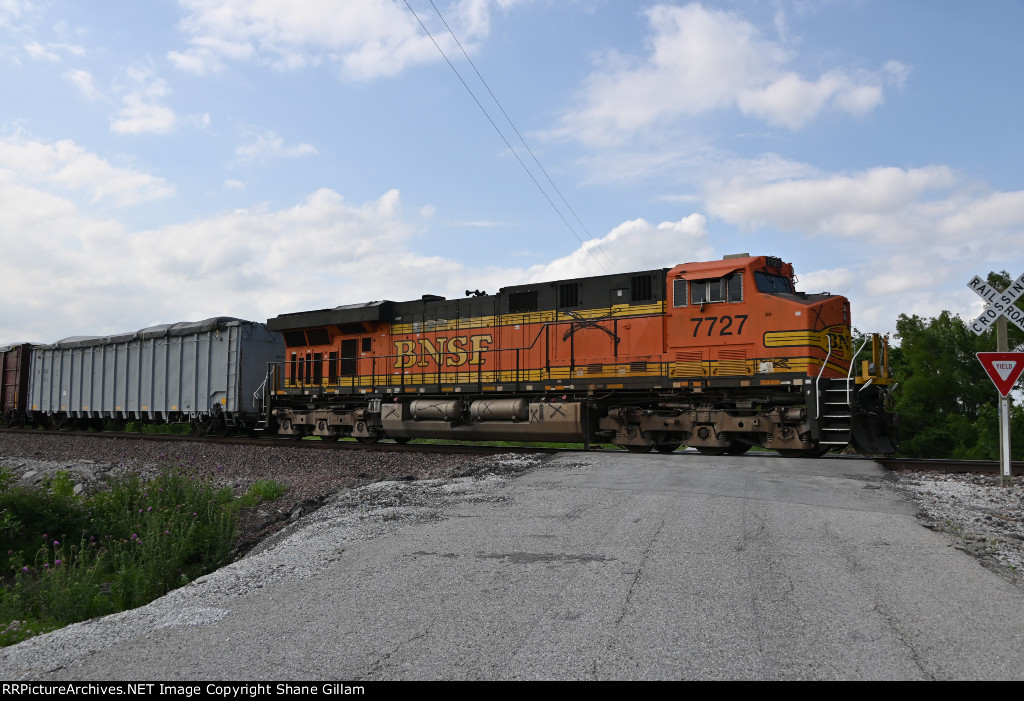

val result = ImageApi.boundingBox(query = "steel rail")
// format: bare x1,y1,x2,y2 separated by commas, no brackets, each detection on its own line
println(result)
876,457,1024,475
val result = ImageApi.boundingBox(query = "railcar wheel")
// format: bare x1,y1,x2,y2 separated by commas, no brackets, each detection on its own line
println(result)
4,410,22,428
654,442,682,454
392,437,412,444
776,448,809,458
356,436,380,444
695,447,728,456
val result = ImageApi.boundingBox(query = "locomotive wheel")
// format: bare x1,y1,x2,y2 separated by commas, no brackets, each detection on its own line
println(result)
654,442,682,454
320,435,341,442
776,448,809,458
356,436,380,444
392,437,412,445
726,441,752,455
695,447,728,456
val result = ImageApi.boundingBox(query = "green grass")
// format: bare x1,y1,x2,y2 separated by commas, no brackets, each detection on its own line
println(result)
0,464,286,647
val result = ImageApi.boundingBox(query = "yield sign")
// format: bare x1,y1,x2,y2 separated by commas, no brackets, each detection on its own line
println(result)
977,352,1024,397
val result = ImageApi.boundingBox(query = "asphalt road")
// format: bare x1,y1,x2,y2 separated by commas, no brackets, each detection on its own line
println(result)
5,451,1024,680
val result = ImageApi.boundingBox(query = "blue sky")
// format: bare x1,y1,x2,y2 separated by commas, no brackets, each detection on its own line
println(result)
2,0,1022,344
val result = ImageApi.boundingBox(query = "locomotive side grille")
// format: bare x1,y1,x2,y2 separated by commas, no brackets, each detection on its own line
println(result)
630,361,648,373
718,348,749,376
673,351,703,377
587,363,603,374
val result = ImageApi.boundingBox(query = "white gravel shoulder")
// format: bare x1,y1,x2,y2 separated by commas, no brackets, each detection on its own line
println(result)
892,471,1024,583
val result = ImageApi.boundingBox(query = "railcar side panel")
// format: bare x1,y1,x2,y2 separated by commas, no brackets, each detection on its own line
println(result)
27,319,283,428
1,344,31,426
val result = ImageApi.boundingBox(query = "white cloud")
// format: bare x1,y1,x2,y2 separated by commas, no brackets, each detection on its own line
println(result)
522,213,712,282
0,133,175,207
167,0,513,80
24,40,57,61
702,160,1024,335
111,94,177,135
235,129,317,163
0,164,711,344
24,39,86,62
552,3,901,144
110,71,177,135
797,267,856,296
706,165,960,237
64,68,101,100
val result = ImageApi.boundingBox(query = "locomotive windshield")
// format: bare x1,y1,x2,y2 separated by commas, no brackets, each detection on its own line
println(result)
754,271,794,294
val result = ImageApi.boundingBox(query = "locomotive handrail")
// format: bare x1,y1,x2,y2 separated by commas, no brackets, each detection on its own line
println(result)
815,334,833,420
849,336,871,406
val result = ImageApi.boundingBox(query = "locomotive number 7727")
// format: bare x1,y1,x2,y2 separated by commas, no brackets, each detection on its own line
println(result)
690,315,749,337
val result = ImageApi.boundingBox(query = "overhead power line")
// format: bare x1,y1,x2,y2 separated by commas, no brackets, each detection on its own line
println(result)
402,0,618,274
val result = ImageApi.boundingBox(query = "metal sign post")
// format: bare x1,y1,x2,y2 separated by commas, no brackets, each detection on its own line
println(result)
968,274,1024,487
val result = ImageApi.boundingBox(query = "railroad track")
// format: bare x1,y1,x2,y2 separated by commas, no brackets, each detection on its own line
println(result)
0,427,564,457
876,457,1023,475
4,429,1016,473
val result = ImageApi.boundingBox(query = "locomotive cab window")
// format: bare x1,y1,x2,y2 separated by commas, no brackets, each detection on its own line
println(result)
691,273,742,304
673,278,688,307
754,272,794,294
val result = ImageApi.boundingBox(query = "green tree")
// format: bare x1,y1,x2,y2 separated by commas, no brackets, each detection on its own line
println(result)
892,271,1023,459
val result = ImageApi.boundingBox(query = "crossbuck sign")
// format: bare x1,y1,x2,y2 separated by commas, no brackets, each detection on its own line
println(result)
967,271,1023,486
968,272,1024,335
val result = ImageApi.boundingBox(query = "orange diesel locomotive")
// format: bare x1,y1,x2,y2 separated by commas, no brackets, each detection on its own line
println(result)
263,254,896,455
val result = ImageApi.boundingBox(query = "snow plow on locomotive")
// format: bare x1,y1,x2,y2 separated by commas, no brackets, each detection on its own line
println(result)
262,254,897,455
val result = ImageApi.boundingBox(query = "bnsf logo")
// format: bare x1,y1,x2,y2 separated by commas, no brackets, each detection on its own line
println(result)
393,334,493,368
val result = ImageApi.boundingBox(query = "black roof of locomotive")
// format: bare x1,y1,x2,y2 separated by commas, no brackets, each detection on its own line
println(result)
265,267,671,332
